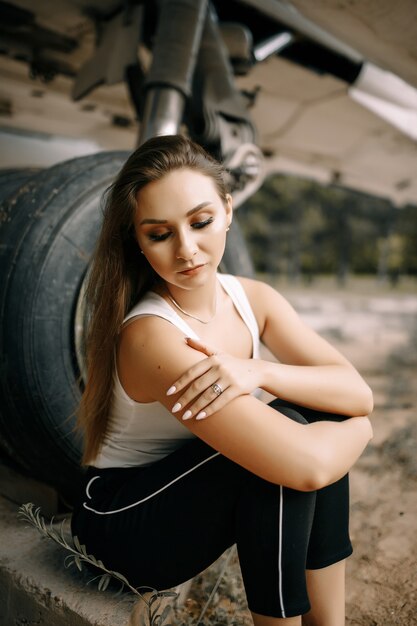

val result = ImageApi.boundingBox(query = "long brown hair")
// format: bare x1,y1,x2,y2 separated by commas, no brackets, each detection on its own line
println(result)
77,135,229,464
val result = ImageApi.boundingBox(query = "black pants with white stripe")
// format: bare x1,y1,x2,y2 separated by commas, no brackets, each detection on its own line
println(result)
71,401,352,618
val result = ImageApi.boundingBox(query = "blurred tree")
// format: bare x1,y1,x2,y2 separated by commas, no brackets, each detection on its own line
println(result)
238,174,417,282
397,204,417,275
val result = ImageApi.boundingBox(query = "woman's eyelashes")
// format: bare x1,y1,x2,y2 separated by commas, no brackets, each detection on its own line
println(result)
148,231,171,242
191,217,214,229
147,217,214,242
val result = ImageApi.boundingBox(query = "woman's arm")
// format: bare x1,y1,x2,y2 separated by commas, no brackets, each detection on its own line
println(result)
246,278,373,415
118,316,373,492
167,278,373,419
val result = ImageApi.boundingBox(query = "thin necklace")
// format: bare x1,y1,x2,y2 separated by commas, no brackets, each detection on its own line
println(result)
165,291,217,324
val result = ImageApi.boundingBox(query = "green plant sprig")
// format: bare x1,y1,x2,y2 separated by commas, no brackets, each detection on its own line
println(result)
18,502,178,626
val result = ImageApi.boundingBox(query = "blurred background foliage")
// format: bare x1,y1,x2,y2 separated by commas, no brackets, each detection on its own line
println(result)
237,175,417,286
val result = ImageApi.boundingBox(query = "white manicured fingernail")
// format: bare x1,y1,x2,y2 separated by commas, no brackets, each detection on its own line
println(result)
172,402,181,413
182,410,192,420
196,411,207,420
166,386,176,396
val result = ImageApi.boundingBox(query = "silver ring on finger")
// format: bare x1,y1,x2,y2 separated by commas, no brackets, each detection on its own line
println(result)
211,382,223,396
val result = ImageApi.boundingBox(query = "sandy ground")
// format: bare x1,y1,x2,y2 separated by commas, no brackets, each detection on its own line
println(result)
172,278,417,626
290,280,417,626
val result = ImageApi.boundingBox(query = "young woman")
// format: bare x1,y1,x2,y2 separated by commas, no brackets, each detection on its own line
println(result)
72,134,373,626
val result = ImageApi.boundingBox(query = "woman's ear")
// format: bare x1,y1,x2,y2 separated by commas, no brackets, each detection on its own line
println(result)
225,193,233,228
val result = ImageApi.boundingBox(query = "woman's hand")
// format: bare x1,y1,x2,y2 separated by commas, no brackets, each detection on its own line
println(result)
166,337,261,420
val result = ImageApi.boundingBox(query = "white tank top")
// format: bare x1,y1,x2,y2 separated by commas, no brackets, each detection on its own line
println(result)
92,274,260,468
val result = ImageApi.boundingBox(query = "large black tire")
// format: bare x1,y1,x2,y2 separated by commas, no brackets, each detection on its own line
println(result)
0,153,129,501
0,168,42,469
0,168,41,204
0,151,253,502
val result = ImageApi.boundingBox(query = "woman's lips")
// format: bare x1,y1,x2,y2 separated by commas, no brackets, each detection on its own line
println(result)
178,264,205,276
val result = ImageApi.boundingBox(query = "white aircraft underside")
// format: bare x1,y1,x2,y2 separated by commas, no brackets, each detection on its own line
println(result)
0,0,416,205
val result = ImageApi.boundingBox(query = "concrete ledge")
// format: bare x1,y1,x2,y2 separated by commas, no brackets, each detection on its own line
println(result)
0,495,163,626
0,474,247,626
0,491,252,625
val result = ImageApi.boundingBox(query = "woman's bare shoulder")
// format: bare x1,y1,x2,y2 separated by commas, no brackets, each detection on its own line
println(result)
236,275,285,301
235,276,289,330
118,314,206,397
119,314,189,368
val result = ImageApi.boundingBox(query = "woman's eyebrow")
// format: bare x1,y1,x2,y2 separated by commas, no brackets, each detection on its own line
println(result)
186,201,212,216
139,201,212,226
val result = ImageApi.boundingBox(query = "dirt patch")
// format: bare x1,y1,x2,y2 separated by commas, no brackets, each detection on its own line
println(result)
283,282,417,626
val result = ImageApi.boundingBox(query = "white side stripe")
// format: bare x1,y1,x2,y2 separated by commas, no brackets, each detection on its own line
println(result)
86,475,99,499
278,485,286,617
83,451,221,515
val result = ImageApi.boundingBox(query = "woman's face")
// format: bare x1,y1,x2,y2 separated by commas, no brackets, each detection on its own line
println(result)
134,168,232,291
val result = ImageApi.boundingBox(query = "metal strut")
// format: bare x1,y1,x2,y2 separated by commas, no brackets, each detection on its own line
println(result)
138,0,209,144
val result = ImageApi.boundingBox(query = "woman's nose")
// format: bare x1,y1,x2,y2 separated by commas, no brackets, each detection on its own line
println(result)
175,232,197,260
